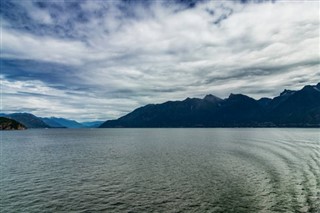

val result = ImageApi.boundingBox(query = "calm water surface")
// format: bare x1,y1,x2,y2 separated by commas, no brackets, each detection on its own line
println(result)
1,129,320,212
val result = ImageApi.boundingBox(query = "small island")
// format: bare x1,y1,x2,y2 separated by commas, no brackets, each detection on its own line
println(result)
0,117,27,130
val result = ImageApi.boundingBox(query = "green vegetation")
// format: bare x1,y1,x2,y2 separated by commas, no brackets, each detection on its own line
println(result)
0,117,27,130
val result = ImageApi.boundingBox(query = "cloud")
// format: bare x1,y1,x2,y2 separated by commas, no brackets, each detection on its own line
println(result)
1,0,319,121
1,78,138,120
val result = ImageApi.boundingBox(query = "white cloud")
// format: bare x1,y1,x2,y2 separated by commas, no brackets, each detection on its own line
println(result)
1,78,138,121
17,1,53,24
1,0,319,121
2,30,89,65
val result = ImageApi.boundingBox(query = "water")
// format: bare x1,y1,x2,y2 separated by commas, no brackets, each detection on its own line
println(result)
1,129,319,212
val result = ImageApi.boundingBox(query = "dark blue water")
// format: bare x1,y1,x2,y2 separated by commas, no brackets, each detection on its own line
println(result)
1,129,319,212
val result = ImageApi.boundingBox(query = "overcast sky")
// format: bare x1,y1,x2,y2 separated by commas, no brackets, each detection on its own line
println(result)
1,0,319,121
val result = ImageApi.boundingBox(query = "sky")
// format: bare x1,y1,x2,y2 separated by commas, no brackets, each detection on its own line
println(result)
1,0,319,121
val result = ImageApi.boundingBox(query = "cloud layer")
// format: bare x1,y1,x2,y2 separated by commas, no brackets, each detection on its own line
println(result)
1,0,319,121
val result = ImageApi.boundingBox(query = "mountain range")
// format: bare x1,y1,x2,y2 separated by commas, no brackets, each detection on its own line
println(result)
81,121,105,128
41,117,85,128
1,83,319,128
0,113,50,128
0,114,102,129
100,83,320,128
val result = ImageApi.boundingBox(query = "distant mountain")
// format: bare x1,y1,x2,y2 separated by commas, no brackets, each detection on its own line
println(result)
41,117,84,128
0,113,50,128
81,121,104,128
100,83,320,128
0,117,27,130
41,117,66,128
0,113,101,129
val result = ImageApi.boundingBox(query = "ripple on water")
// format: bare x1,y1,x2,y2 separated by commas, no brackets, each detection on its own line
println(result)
1,128,319,212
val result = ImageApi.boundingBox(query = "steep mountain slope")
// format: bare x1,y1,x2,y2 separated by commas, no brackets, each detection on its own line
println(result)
41,117,66,128
1,113,50,128
100,83,320,128
42,117,84,128
0,117,27,130
268,83,320,126
102,96,223,127
81,121,104,128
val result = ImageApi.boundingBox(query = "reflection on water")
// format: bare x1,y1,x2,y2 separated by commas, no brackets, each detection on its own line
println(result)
1,128,320,212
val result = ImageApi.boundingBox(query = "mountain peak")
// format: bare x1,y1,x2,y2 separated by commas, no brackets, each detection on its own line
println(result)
301,84,320,92
98,82,320,128
258,97,272,107
2,113,49,128
203,94,222,103
228,93,251,100
280,89,295,96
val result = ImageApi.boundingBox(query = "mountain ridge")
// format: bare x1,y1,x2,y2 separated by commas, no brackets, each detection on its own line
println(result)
0,113,50,128
0,113,98,129
100,83,320,128
0,117,27,130
2,83,319,128
41,117,84,128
